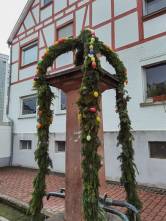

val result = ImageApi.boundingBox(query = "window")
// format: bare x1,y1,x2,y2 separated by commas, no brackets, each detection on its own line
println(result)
61,91,67,110
43,0,52,6
21,95,37,116
55,141,66,152
144,63,166,99
57,23,73,39
20,140,32,150
21,41,38,66
144,0,166,15
149,141,166,159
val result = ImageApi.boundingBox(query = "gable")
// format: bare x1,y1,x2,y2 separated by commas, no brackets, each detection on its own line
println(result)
8,0,35,44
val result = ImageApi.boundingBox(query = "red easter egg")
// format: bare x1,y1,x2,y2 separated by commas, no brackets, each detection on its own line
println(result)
89,107,97,113
58,38,65,43
92,61,97,69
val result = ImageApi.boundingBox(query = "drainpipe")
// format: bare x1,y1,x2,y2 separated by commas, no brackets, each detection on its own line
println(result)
6,44,14,166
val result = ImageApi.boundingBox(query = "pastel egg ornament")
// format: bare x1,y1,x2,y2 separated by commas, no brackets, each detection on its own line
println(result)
89,107,97,113
92,61,97,69
86,134,91,142
93,91,99,98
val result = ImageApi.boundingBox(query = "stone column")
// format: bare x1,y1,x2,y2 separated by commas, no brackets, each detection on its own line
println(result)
65,89,84,221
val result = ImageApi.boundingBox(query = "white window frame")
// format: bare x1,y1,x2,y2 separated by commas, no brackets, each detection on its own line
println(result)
140,54,166,104
57,22,73,40
21,41,38,67
19,94,37,118
143,62,166,101
55,141,66,153
20,140,32,150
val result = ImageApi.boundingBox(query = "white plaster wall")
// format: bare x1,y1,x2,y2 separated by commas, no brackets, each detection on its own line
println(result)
12,43,19,62
12,133,37,168
92,0,111,26
39,31,45,48
3,62,10,123
43,24,55,47
9,80,65,134
17,25,25,35
19,64,36,80
114,0,137,16
95,24,112,46
41,5,53,21
56,14,73,26
20,33,38,46
144,14,166,38
115,12,139,48
49,134,66,173
0,125,11,158
103,35,166,132
54,0,67,14
76,7,86,36
104,131,166,188
11,63,19,83
32,5,40,24
24,12,35,29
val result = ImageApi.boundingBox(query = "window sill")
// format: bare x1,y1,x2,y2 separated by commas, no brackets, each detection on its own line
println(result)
143,7,166,22
20,61,37,70
18,115,36,119
55,111,66,116
140,101,166,107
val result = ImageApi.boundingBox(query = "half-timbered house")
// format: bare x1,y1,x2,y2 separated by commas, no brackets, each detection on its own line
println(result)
7,0,166,188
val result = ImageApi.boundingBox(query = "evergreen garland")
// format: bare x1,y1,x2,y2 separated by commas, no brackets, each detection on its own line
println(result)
29,38,81,220
99,43,142,220
30,29,141,221
77,29,104,221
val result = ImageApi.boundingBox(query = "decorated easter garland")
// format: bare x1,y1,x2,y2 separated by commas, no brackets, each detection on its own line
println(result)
29,29,142,221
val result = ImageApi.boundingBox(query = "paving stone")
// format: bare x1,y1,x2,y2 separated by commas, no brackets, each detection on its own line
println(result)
0,167,166,221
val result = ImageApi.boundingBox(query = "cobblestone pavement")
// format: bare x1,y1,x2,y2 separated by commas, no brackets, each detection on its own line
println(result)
0,167,166,221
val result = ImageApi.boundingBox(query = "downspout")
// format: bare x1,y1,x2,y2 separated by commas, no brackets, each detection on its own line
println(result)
6,44,14,166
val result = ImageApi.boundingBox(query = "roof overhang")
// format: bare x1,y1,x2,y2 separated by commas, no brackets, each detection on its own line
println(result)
7,0,34,45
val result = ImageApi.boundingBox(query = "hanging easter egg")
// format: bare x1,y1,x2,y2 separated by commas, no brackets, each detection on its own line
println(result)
93,91,99,98
58,38,66,43
37,122,43,129
91,29,95,35
55,41,58,45
38,110,43,117
124,80,128,85
33,75,38,81
91,56,95,62
92,61,97,69
38,60,43,65
89,107,97,113
45,48,49,55
96,116,101,123
91,37,95,43
82,86,87,90
86,135,91,141
89,45,93,50
89,49,94,55
32,80,36,87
